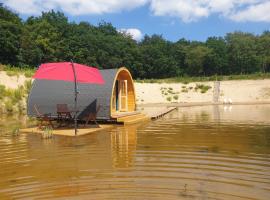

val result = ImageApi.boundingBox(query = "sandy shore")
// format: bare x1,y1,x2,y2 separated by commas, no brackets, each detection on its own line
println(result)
1,71,270,105
135,80,270,105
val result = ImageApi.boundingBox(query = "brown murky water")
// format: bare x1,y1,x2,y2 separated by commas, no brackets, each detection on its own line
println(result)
0,105,270,200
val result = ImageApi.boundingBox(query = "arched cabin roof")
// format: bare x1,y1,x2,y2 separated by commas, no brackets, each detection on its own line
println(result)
27,68,126,120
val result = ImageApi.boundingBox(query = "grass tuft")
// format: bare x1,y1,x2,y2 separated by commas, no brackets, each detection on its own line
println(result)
173,95,179,100
194,84,212,93
42,127,53,139
166,96,172,101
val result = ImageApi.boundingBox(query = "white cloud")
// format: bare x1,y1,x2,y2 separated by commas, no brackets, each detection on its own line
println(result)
2,0,148,15
230,1,270,22
150,0,210,22
149,0,270,22
2,0,270,22
118,28,143,41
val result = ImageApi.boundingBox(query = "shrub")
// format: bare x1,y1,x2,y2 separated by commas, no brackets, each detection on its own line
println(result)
12,127,20,137
42,127,53,139
2,64,35,78
5,100,14,113
194,84,212,93
17,101,25,114
182,81,189,84
149,79,155,83
24,70,34,78
14,87,24,100
6,70,19,77
0,85,5,99
181,89,188,93
173,95,179,100
166,96,172,101
24,80,32,95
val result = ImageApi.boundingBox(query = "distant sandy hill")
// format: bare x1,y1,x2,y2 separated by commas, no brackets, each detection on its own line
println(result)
135,80,270,105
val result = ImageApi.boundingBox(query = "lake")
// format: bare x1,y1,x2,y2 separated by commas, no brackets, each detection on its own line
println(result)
0,105,270,199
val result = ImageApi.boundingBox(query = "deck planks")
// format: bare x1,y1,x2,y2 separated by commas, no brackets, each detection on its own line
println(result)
20,125,114,137
149,107,177,120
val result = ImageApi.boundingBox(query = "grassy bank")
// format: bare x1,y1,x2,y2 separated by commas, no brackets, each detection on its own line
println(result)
0,64,35,78
136,73,270,84
0,80,32,114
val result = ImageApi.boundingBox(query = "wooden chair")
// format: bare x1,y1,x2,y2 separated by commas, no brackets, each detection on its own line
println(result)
34,104,54,129
56,104,73,127
84,105,101,127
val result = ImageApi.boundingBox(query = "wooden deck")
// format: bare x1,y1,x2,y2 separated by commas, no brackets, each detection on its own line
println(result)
20,108,176,137
20,125,114,137
111,107,177,124
149,107,177,120
112,112,150,125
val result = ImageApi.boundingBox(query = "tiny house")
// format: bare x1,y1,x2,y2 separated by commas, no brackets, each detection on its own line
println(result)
27,67,136,120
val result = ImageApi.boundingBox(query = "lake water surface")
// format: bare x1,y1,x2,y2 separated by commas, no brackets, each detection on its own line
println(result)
0,105,270,199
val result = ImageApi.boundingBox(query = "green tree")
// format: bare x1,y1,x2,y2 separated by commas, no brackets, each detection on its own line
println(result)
20,10,70,66
0,5,22,65
205,37,228,75
257,31,270,73
185,45,212,76
226,32,260,74
139,35,179,78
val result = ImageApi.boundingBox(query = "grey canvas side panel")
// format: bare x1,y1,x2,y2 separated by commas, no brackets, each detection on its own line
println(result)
27,68,118,120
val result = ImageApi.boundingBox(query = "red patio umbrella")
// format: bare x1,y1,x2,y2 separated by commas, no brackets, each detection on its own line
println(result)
33,61,105,135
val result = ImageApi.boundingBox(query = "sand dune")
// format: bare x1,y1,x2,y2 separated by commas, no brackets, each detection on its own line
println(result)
135,80,270,104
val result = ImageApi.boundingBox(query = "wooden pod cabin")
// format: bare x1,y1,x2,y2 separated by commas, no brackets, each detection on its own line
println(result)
27,67,137,121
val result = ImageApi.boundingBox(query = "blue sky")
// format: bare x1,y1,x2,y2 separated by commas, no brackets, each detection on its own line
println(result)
3,0,270,41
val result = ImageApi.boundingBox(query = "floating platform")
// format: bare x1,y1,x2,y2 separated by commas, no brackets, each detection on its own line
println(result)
20,125,114,137
20,108,177,137
149,107,177,120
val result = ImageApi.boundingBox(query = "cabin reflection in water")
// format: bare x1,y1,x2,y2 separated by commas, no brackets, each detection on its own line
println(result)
111,125,138,168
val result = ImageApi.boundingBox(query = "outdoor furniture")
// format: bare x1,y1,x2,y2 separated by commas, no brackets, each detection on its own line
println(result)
56,104,73,127
34,104,54,129
84,105,101,127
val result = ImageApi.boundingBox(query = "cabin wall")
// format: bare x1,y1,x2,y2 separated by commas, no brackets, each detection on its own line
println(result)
28,69,119,120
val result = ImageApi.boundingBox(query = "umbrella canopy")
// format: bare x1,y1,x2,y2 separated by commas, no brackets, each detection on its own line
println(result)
33,62,105,135
33,62,105,84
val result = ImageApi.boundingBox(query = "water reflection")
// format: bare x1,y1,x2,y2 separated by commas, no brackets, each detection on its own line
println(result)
0,105,270,199
166,104,270,125
111,124,138,168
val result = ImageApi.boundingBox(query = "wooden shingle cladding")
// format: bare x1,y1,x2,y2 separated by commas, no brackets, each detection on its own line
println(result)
27,67,136,120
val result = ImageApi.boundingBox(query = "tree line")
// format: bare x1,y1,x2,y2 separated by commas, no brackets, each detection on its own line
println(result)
1,4,270,79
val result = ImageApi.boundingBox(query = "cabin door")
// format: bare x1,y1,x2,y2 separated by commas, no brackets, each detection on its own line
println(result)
118,80,128,112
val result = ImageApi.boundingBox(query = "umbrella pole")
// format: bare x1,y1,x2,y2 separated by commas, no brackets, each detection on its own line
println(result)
71,60,78,135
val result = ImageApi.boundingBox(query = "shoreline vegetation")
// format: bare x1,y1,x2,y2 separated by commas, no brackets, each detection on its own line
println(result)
0,64,35,78
0,66,33,114
1,66,270,115
1,64,270,83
